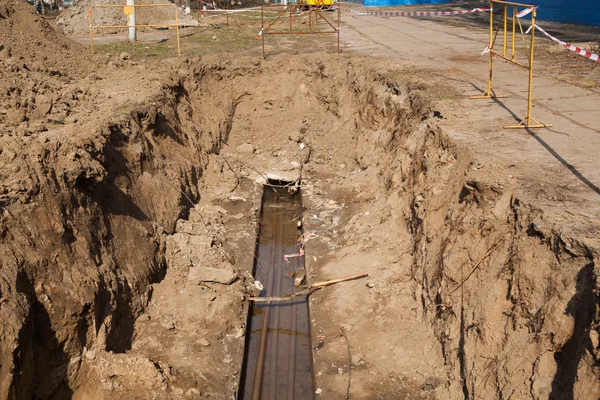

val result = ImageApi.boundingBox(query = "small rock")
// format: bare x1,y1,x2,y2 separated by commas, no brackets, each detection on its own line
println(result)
198,338,210,347
351,353,364,365
315,388,322,395
212,35,218,41
591,330,599,349
535,352,557,377
422,376,441,391
186,388,201,397
119,52,131,61
5,108,26,126
337,367,344,375
340,323,353,332
236,143,255,154
34,94,52,117
366,282,376,288
188,263,237,285
84,350,96,360
288,132,304,142
294,268,306,287
234,328,244,339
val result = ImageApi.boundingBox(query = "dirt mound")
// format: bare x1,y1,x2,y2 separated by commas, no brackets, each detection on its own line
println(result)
0,0,94,134
0,0,82,65
56,0,197,35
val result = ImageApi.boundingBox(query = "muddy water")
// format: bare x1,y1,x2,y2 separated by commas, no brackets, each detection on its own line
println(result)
239,187,315,400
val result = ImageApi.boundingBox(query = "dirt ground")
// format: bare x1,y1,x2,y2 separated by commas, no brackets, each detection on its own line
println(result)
1,1,600,399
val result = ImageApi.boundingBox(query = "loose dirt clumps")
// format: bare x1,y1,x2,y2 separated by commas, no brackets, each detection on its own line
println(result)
0,0,90,132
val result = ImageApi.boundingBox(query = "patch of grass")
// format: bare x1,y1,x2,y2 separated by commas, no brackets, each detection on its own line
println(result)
94,14,339,60
96,40,175,60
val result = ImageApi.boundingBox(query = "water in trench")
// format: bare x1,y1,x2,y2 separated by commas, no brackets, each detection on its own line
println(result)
239,185,315,400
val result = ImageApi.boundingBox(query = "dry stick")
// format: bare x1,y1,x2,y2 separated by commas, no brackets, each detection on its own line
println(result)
224,155,279,195
340,327,352,400
248,273,368,303
448,238,505,295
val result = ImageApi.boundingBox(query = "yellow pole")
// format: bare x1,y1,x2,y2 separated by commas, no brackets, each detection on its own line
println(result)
526,7,536,126
503,4,507,58
175,6,181,56
487,0,494,96
511,5,516,61
337,2,340,54
89,8,94,54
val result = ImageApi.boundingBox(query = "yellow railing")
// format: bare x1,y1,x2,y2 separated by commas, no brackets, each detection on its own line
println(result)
86,4,181,56
471,0,551,129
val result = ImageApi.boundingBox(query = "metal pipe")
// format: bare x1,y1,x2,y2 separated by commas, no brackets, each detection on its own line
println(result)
251,304,271,400
512,5,516,60
262,31,337,35
176,8,181,56
526,7,536,125
89,9,94,54
287,261,300,400
490,51,527,68
492,0,536,8
251,193,279,400
503,5,507,58
337,2,341,54
268,193,286,400
261,5,265,59
487,0,494,95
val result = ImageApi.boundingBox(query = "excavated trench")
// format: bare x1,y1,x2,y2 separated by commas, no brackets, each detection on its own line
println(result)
239,184,315,400
1,55,599,399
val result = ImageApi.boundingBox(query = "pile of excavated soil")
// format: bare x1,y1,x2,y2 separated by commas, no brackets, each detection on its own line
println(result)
56,0,197,35
0,0,96,134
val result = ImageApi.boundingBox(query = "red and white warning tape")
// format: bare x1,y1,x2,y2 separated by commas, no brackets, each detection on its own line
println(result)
344,7,491,18
283,232,318,263
515,6,536,18
528,24,600,63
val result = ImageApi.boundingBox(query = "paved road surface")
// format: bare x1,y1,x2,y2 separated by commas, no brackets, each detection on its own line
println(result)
341,9,600,224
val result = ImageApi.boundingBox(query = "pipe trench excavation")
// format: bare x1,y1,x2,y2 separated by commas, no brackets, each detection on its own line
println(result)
239,183,315,400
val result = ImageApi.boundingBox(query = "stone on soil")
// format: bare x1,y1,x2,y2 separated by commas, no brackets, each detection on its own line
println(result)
188,262,237,285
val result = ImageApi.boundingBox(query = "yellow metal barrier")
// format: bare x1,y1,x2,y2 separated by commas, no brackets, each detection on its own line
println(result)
471,0,551,129
87,4,181,56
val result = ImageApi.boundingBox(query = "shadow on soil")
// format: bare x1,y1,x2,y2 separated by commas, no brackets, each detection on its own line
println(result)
550,263,598,400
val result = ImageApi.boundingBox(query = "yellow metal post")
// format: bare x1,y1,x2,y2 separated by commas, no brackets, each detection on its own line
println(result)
504,7,551,128
470,0,501,99
511,5,516,61
503,4,507,58
176,7,181,56
89,8,94,54
337,2,341,54
261,5,265,59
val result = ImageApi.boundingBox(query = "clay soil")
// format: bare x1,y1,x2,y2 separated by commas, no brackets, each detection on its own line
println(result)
1,1,600,400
